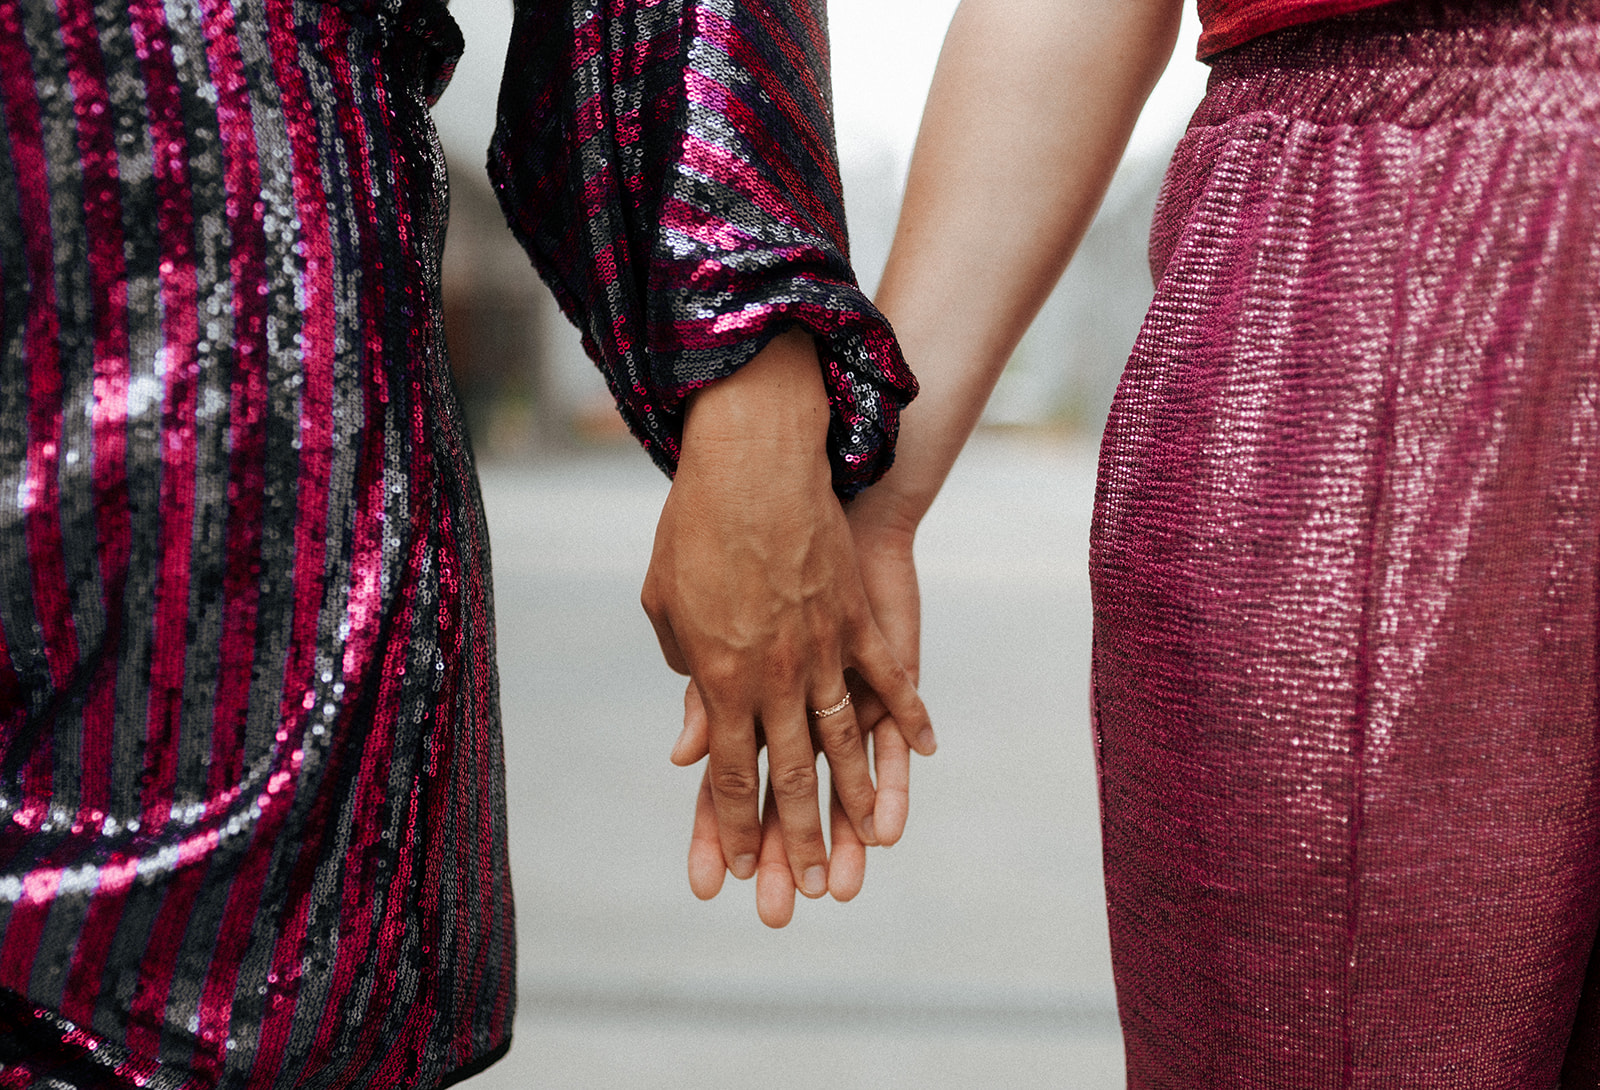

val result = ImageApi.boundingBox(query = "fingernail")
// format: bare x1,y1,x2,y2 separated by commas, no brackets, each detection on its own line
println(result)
731,854,757,880
669,725,688,761
861,815,878,845
802,866,827,897
917,728,936,754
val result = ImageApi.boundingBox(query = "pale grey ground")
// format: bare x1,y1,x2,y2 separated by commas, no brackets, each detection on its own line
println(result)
466,433,1124,1089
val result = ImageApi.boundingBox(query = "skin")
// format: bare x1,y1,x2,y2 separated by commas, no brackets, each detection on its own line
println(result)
641,328,935,913
670,500,921,927
659,0,1186,926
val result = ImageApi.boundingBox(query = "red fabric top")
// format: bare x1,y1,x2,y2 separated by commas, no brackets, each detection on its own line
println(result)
1197,0,1400,56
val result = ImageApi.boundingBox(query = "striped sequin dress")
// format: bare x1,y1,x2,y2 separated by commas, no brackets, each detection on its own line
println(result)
0,0,513,1085
0,0,905,1085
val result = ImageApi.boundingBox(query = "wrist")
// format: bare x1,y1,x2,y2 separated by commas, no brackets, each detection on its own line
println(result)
680,329,831,485
846,475,922,549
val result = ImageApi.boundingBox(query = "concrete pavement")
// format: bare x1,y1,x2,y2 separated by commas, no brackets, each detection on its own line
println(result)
469,432,1123,1088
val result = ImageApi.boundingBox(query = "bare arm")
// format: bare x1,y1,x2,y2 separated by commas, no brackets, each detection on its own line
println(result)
853,0,1185,538
795,0,1186,911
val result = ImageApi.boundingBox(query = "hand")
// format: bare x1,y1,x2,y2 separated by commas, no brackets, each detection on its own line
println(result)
672,491,924,927
844,494,922,849
641,330,934,911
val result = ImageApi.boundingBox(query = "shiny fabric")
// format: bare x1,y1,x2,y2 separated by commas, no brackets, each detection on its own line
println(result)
0,1,514,1086
488,0,917,498
1091,1,1600,1085
1196,0,1398,56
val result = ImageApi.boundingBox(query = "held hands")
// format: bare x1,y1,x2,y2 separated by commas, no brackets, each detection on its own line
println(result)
640,330,932,927
672,510,921,926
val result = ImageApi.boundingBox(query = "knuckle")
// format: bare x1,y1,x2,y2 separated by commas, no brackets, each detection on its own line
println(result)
639,584,663,621
769,763,819,800
696,659,744,694
710,765,760,802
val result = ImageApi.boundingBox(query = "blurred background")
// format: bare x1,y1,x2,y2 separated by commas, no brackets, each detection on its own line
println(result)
431,4,1210,1086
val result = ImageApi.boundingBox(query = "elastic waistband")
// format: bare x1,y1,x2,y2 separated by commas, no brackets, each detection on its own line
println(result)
1197,0,1600,129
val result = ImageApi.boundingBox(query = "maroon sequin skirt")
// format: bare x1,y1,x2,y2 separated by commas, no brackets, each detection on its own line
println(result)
1090,2,1600,1085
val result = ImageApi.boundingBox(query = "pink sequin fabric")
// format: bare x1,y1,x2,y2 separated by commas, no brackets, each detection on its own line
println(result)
0,1,514,1085
1092,1,1600,1085
488,0,918,497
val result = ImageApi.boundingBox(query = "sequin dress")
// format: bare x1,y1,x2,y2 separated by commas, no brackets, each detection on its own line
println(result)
1092,1,1600,1084
0,0,903,1085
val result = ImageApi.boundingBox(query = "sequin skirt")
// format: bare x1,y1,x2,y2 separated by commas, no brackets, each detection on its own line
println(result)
1090,2,1600,1085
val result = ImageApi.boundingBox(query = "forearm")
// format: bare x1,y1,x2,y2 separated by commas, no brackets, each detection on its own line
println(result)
858,0,1184,531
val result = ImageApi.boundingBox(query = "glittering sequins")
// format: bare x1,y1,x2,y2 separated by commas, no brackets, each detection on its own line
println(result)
488,0,917,497
1092,2,1600,1083
0,1,511,1085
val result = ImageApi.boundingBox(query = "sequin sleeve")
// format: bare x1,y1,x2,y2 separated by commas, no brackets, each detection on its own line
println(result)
487,0,917,497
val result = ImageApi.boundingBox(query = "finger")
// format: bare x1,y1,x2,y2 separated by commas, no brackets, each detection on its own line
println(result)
870,719,910,847
687,768,727,899
851,627,936,756
849,674,890,735
761,704,830,899
672,682,711,766
640,592,691,676
808,684,878,846
827,785,866,902
705,704,763,881
832,669,902,840
756,780,796,928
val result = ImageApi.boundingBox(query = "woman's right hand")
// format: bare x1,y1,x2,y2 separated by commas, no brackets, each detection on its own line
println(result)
642,330,934,917
673,487,925,927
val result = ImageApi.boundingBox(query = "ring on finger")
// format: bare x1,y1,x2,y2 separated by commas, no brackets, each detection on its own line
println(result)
810,691,852,719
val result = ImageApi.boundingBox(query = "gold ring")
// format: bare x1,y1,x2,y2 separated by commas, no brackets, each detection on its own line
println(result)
810,691,852,719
